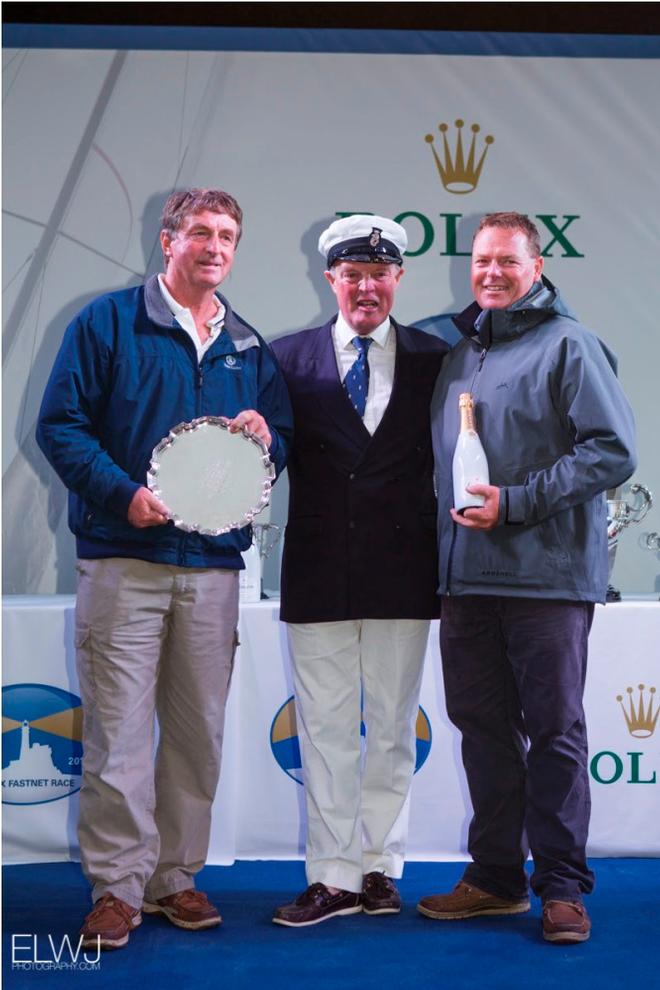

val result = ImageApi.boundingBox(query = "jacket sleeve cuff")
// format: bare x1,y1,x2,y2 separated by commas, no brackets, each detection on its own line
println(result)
106,478,142,518
497,489,508,525
503,485,526,525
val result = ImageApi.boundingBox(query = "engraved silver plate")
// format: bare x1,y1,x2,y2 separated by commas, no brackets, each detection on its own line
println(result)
147,416,275,535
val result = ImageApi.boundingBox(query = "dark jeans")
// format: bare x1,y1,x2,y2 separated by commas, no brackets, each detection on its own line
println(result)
440,594,595,903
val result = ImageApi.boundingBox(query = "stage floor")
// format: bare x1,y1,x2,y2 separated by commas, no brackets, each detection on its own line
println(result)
3,859,658,989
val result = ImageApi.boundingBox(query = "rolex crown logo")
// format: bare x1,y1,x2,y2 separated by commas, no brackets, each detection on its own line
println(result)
616,684,658,738
425,118,494,194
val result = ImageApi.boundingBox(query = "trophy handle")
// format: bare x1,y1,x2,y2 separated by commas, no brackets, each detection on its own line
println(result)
253,523,282,560
629,483,653,524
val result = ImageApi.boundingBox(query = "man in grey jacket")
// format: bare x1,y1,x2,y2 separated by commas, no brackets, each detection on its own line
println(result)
417,213,636,944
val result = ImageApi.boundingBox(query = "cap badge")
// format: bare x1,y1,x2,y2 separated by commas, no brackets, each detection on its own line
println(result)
369,227,382,248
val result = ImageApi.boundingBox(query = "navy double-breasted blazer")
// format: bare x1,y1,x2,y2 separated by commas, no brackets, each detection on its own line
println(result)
270,318,448,623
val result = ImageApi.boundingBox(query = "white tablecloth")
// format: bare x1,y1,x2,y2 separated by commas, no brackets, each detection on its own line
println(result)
3,597,659,864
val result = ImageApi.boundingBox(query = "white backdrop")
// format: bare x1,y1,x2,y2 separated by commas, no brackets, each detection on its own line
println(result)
3,598,659,865
3,31,660,597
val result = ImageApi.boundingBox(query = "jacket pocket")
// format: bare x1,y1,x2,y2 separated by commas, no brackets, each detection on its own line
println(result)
537,513,571,568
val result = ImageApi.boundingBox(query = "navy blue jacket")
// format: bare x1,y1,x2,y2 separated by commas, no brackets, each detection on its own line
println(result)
36,275,293,569
271,319,447,622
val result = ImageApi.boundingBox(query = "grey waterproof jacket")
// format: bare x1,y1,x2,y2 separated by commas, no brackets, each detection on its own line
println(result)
430,278,637,603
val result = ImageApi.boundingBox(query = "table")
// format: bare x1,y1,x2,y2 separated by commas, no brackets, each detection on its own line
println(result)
3,597,659,864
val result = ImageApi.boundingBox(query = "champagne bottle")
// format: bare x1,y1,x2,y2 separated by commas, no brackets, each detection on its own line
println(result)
452,392,489,513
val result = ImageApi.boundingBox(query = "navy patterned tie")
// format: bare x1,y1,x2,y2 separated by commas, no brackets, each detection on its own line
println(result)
343,336,372,418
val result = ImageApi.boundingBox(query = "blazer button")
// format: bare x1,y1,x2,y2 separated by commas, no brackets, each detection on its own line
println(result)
349,521,356,529
349,473,355,480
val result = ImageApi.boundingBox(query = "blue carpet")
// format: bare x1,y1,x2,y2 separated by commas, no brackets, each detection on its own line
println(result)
3,860,658,989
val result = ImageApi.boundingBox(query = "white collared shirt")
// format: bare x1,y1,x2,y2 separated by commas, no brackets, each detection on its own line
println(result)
158,274,226,362
332,313,396,435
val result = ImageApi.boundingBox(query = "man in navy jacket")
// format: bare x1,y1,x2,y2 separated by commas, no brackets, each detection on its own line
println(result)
271,215,447,926
37,188,292,949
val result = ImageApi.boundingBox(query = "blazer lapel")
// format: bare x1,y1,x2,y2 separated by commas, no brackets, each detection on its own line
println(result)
367,320,411,444
312,322,372,450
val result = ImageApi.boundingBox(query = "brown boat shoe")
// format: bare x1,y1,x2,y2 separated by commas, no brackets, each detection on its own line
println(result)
142,889,222,929
417,881,530,920
80,894,142,950
362,872,402,915
273,883,362,927
542,900,591,943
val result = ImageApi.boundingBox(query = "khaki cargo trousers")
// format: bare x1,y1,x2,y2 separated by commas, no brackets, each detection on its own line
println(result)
75,557,239,909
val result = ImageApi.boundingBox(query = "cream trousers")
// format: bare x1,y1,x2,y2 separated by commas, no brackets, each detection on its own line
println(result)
287,618,430,892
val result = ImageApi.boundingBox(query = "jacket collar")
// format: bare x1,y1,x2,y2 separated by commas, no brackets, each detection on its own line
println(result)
453,276,576,347
143,274,259,353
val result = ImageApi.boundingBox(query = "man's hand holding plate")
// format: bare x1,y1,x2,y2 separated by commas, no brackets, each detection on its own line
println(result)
227,409,271,448
128,486,170,528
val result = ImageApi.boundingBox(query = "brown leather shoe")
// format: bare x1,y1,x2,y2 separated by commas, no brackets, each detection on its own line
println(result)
80,894,142,950
542,900,591,943
362,872,402,915
142,889,222,929
273,883,362,927
417,881,530,920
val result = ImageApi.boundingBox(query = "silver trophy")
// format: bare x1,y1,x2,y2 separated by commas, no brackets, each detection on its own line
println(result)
252,523,282,599
644,534,660,602
606,483,653,601
645,533,660,552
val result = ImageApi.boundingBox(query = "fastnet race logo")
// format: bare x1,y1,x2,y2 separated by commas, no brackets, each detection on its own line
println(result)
590,683,658,786
336,116,584,260
2,684,83,805
270,697,432,784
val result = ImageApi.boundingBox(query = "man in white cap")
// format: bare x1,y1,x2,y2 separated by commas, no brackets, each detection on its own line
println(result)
270,215,448,926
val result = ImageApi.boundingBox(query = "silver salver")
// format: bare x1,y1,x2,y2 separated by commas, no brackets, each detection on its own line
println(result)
147,416,275,535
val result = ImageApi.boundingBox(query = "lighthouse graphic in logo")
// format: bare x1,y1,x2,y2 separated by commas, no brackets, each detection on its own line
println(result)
2,684,83,805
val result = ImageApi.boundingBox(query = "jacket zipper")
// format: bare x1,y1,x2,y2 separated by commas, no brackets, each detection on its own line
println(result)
180,344,204,565
196,363,204,417
469,346,488,401
445,520,457,595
